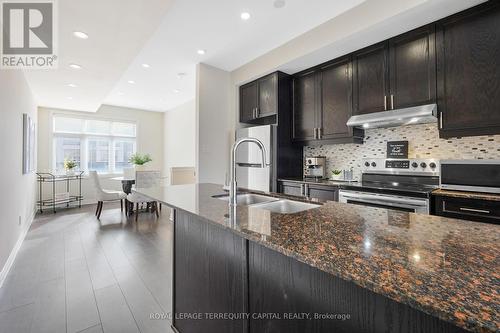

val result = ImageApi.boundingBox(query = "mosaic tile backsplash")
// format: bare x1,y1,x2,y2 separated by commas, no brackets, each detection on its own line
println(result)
304,123,500,180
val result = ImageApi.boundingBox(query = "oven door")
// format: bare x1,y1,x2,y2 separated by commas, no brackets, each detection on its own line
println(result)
338,190,430,214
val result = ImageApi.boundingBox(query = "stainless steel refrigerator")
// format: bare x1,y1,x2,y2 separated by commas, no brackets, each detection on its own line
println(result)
235,125,276,192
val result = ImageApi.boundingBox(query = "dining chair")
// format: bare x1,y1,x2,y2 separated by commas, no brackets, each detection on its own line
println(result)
127,170,161,222
89,171,127,219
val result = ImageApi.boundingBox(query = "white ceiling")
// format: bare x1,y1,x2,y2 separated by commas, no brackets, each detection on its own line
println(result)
23,0,173,112
23,0,366,113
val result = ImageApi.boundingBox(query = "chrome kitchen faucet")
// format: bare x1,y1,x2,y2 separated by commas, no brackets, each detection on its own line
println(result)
229,137,268,207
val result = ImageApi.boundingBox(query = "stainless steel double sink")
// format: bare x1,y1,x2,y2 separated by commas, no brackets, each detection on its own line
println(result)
214,193,320,214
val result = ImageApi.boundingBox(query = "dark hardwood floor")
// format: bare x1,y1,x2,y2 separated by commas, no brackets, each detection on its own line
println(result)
0,203,174,333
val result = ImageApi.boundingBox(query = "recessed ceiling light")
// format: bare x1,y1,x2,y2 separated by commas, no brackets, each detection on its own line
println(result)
173,89,180,93
197,49,206,55
141,63,151,68
273,0,286,8
73,31,89,39
127,80,135,84
240,12,251,20
69,63,82,69
67,83,77,88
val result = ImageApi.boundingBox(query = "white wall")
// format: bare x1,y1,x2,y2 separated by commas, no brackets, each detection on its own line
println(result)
0,70,38,283
163,99,196,183
37,104,164,204
196,63,231,184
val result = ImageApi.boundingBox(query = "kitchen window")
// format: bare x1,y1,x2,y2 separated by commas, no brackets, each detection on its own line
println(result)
52,115,136,174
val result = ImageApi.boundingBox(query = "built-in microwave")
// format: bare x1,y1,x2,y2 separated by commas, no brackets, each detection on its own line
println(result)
440,160,500,194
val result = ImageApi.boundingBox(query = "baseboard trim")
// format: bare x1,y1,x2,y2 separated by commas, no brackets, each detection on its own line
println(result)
0,209,36,288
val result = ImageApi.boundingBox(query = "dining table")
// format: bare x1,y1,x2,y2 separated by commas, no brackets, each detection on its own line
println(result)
111,176,135,194
111,176,136,215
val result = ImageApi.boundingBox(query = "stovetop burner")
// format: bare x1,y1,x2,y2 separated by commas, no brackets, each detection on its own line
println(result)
361,181,438,192
341,181,439,198
340,158,440,198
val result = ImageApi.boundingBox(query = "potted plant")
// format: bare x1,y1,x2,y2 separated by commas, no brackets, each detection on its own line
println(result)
64,158,78,175
330,169,344,181
129,153,152,171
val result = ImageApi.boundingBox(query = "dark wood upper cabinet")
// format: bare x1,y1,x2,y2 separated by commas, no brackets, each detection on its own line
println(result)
352,42,389,115
240,72,289,124
437,1,500,138
319,57,353,139
353,26,437,115
292,70,318,141
257,74,278,118
246,2,500,142
389,25,436,109
292,57,363,144
240,82,258,123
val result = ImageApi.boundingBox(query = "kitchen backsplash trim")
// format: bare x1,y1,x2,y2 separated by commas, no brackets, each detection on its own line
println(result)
304,123,500,181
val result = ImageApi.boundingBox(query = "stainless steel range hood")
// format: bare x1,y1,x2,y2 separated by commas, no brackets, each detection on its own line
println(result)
346,104,437,129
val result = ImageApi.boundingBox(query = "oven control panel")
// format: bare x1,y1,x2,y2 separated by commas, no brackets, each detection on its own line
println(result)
385,160,409,169
362,158,440,175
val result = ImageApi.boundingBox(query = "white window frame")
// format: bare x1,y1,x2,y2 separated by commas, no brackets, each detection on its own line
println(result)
51,113,137,175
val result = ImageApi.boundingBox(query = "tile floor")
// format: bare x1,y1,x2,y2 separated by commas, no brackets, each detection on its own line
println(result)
0,203,174,333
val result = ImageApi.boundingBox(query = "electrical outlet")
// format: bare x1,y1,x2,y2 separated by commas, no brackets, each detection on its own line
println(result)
18,216,22,226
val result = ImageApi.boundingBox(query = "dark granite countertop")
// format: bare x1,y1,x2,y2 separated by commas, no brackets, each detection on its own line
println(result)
279,177,437,198
433,189,500,202
135,183,500,333
278,177,358,186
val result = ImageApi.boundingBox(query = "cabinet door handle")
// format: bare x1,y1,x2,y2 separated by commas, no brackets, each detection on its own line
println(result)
390,94,394,110
304,183,309,197
256,107,259,118
384,95,387,111
300,184,305,196
313,128,318,140
439,112,443,129
459,207,490,214
318,128,322,139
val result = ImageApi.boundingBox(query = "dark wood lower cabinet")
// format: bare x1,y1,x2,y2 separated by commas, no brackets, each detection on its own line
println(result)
248,242,467,333
307,184,339,201
278,181,339,201
279,181,304,197
432,195,500,225
174,211,247,333
174,210,467,333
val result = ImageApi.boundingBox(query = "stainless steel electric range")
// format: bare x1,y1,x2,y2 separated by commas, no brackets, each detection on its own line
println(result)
339,158,440,214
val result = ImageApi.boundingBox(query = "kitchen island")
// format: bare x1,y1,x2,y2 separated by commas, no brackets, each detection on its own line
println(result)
135,183,499,333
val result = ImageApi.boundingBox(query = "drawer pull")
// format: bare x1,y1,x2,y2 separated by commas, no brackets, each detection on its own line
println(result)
459,207,490,214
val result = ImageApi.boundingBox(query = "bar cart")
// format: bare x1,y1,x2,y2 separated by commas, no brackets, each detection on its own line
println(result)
36,171,84,213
